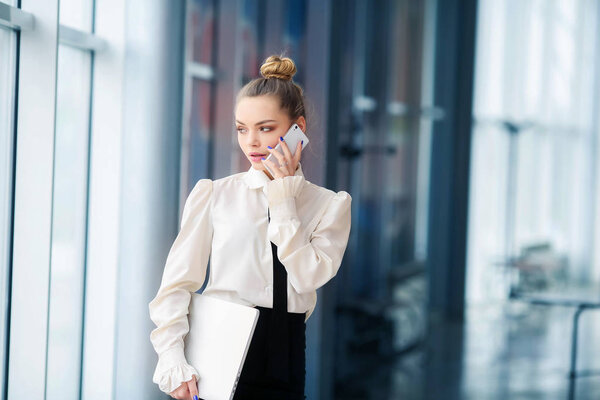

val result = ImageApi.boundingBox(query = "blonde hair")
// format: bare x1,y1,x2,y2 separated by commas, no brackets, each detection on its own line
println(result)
236,55,306,124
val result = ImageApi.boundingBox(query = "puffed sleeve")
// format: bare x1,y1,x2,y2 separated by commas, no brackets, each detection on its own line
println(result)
266,176,352,294
148,178,213,395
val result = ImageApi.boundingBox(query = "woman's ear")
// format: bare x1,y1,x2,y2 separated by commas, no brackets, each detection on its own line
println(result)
295,116,307,133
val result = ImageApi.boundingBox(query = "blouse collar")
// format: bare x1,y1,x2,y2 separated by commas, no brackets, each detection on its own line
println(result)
243,161,305,189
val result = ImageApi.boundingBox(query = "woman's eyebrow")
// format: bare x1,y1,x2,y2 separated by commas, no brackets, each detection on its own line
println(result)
235,119,277,126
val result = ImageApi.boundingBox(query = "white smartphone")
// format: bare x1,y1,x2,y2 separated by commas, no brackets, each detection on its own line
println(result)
264,123,309,176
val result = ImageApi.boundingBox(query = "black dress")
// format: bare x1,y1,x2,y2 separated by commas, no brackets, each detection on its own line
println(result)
232,209,307,400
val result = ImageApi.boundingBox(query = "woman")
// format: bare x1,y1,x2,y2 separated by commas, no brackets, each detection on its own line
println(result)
149,55,352,400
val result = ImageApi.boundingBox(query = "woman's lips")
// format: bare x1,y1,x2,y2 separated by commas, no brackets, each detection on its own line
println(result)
249,153,266,162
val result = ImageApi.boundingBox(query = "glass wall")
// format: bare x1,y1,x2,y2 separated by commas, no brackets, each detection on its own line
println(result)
0,23,17,398
59,0,93,31
467,0,600,303
45,3,95,398
45,45,93,398
326,0,438,396
239,0,265,84
183,0,217,191
282,0,306,85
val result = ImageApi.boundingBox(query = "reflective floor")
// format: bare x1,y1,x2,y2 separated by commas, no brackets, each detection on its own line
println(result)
337,301,600,400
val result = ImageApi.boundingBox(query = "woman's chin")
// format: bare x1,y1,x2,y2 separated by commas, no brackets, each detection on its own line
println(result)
250,161,266,170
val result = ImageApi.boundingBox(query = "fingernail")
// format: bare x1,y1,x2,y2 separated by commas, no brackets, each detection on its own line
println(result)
301,140,303,144
194,396,199,400
267,145,272,149
279,136,283,141
261,157,265,160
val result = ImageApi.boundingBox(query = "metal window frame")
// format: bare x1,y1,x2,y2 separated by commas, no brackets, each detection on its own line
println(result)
0,2,34,31
9,1,60,398
0,6,19,400
59,24,107,52
186,61,215,81
0,2,107,52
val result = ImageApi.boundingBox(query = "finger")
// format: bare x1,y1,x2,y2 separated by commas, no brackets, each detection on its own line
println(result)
171,382,190,399
266,146,285,166
279,137,293,163
294,141,302,164
171,388,188,400
263,154,288,177
280,141,296,175
278,158,292,175
261,159,283,178
187,375,199,400
276,140,294,173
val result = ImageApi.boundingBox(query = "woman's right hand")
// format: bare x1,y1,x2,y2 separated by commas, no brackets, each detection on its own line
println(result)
169,374,199,400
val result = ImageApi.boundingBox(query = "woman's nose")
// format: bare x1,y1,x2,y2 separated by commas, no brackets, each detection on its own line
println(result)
246,130,261,144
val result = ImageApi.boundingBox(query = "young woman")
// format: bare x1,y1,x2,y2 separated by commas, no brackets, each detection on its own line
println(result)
149,55,352,400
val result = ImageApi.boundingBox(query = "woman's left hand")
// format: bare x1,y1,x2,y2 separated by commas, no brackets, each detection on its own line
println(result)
262,137,303,178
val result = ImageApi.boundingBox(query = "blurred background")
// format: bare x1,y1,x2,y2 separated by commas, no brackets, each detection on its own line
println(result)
1,0,600,399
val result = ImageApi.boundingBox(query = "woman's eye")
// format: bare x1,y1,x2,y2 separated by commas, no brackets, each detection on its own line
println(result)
236,126,272,133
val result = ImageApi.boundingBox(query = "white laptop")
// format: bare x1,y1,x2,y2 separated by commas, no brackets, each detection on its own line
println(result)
184,293,260,400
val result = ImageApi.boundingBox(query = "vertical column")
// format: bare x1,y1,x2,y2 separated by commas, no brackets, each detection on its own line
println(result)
8,1,59,398
303,1,333,399
427,0,478,320
80,0,126,398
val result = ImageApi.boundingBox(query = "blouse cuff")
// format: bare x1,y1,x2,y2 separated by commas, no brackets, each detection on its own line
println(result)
266,175,305,219
152,346,200,394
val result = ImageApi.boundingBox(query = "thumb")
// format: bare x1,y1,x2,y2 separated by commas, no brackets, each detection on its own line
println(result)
187,374,199,400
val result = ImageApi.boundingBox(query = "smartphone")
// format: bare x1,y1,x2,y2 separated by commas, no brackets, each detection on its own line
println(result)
264,123,309,176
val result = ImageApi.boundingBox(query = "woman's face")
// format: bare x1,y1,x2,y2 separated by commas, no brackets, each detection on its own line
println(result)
235,94,306,178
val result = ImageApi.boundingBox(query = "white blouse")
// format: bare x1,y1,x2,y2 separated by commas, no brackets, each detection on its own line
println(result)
148,162,352,394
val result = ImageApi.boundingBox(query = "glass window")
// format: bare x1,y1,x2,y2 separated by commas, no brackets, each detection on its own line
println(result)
188,0,216,65
183,0,219,195
0,24,17,398
467,0,600,303
187,78,214,190
59,0,93,32
240,0,265,84
384,0,429,267
283,0,306,84
45,44,92,400
326,1,437,393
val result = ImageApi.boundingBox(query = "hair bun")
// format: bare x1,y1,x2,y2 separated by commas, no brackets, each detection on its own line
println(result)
260,55,296,81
